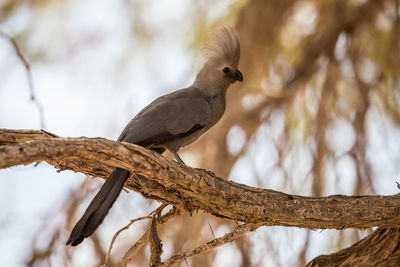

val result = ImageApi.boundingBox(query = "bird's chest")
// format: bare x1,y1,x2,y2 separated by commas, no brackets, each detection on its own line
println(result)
208,93,226,124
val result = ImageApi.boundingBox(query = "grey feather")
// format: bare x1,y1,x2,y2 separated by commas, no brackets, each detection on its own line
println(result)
119,87,212,147
66,168,129,246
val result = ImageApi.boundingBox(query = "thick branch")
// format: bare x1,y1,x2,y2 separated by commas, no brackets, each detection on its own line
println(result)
0,129,57,145
1,129,400,230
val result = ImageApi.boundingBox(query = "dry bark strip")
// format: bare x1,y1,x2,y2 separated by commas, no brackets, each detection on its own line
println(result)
149,218,163,266
1,129,400,230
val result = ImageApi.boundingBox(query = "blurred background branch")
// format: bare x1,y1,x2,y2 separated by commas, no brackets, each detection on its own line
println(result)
0,29,46,129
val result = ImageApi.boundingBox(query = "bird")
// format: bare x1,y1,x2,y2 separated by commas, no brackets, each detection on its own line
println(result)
66,27,243,246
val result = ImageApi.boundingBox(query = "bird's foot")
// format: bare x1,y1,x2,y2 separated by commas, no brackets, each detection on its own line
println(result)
196,168,216,177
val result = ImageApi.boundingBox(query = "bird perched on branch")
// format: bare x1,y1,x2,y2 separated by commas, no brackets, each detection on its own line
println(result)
67,27,243,246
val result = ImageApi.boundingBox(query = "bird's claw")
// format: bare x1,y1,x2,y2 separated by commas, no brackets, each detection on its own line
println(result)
196,168,216,177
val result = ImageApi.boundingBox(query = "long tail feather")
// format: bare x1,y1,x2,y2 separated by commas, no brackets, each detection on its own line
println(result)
66,168,130,246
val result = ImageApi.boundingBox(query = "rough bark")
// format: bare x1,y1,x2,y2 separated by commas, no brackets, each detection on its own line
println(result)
1,128,400,231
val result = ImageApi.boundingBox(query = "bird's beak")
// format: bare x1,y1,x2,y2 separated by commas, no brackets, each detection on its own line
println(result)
234,69,243,82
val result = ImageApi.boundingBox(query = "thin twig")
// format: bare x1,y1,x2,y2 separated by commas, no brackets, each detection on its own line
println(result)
104,215,153,266
0,30,46,129
156,223,262,267
150,203,168,217
119,208,180,267
208,223,216,239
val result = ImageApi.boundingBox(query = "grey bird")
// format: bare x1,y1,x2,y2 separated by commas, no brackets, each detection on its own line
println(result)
66,27,243,246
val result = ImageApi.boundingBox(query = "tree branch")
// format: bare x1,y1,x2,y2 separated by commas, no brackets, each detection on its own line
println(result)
149,217,163,266
156,223,262,267
119,207,181,267
104,215,152,266
1,129,400,231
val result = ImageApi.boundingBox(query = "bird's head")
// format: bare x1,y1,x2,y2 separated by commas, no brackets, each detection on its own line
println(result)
194,27,243,89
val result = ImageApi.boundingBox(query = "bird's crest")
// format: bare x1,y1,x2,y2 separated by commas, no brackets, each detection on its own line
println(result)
203,27,241,69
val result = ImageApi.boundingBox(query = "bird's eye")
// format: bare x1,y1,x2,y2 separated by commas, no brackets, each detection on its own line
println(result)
223,67,230,73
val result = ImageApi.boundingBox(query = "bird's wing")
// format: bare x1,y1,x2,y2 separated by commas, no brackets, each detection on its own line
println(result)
118,88,212,146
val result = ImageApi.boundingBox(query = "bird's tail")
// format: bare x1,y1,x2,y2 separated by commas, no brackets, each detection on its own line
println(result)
66,168,130,246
